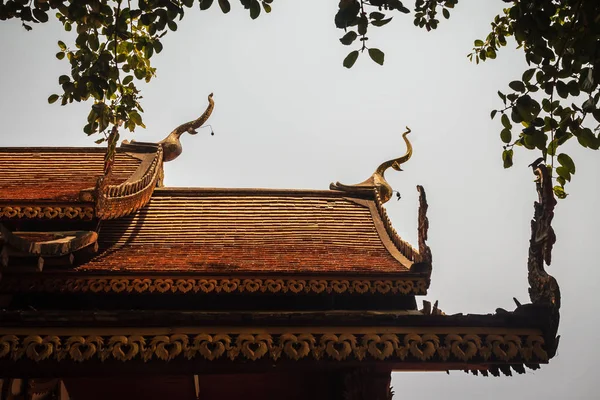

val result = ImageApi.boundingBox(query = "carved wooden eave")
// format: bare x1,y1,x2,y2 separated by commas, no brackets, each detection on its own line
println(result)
0,308,557,378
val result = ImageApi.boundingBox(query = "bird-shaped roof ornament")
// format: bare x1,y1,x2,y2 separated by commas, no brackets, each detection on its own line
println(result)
330,127,412,203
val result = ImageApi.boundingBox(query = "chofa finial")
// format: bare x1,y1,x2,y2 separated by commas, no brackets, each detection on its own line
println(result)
159,93,215,162
330,127,412,203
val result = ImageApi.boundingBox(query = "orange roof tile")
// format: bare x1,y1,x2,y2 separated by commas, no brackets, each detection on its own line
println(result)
76,188,426,276
0,148,141,202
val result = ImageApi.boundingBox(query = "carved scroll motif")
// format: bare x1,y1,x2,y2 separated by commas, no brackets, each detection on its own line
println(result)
0,333,549,364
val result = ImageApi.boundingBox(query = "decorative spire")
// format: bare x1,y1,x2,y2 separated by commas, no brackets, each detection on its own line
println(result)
160,93,215,162
330,127,412,203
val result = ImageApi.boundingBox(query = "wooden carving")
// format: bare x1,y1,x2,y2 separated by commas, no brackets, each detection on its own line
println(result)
527,163,560,308
417,185,432,264
0,277,429,296
330,127,412,203
159,93,215,162
0,332,549,364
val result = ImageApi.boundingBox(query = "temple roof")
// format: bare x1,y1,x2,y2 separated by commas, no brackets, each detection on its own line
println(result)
0,147,144,202
83,188,421,275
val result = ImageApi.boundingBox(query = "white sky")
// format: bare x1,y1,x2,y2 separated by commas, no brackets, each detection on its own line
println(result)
1,1,599,398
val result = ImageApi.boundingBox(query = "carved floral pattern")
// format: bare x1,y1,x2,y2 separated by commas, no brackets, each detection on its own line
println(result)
0,277,429,296
0,333,548,363
0,206,94,220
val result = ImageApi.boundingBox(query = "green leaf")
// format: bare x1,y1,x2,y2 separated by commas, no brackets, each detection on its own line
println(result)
501,113,511,129
498,91,506,105
56,52,65,60
249,0,261,19
57,40,67,50
557,153,575,174
339,31,357,46
556,166,571,182
502,149,513,168
33,9,48,22
167,21,178,31
371,17,392,27
474,39,484,47
500,128,511,143
369,12,385,20
199,0,214,10
509,80,525,92
553,186,568,199
219,0,231,13
58,75,70,84
47,94,60,104
490,110,497,120
123,75,134,85
368,48,384,66
343,50,359,69
262,2,271,13
522,68,535,82
556,81,569,98
442,8,450,19
129,111,143,125
582,97,596,113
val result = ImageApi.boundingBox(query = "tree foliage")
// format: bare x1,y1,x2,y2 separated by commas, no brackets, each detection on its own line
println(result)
1,0,598,198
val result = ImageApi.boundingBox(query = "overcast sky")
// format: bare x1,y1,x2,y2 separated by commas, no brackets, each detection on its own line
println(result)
1,1,599,398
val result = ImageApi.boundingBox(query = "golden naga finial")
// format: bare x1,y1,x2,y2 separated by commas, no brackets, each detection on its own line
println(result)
160,93,215,162
330,127,412,203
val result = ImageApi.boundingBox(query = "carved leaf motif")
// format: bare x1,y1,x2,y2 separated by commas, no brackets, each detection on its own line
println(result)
221,279,240,293
265,279,283,293
331,280,350,294
65,335,102,362
308,280,328,293
198,279,217,293
0,335,19,359
363,334,399,360
486,334,521,362
396,280,414,294
374,280,392,294
280,333,314,360
236,334,271,361
132,278,152,292
192,334,230,361
108,335,145,361
148,334,188,361
23,336,59,362
242,279,262,293
288,280,306,293
321,334,356,361
175,279,194,293
445,334,481,362
110,279,129,293
405,334,439,361
523,336,548,362
89,279,109,293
